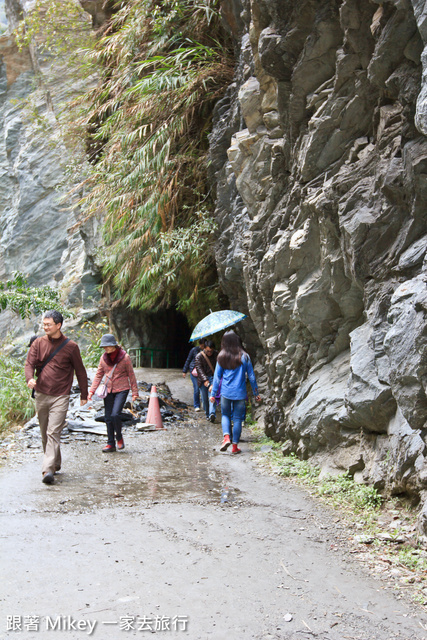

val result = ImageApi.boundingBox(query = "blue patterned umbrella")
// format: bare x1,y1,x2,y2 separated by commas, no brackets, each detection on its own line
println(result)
190,310,247,341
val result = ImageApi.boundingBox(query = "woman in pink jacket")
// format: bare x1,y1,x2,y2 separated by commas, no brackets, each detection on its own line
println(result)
88,334,139,452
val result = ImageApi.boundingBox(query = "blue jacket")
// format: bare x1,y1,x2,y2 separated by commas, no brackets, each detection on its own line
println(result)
211,354,258,401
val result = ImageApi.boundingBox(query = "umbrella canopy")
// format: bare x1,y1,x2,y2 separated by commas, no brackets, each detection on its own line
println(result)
190,310,247,341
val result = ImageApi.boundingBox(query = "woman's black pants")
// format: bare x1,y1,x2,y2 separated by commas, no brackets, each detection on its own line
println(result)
104,389,129,446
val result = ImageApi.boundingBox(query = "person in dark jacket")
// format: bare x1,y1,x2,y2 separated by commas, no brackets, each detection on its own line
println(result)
88,334,139,452
195,340,218,422
182,339,205,411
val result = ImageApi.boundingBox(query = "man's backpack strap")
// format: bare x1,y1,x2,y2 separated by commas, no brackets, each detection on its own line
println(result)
32,339,70,398
201,350,215,374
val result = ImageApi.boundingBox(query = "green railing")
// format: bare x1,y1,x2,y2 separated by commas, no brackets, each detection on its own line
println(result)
128,347,178,369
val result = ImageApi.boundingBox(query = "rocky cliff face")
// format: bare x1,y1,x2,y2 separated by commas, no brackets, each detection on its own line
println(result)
211,0,427,526
0,0,102,337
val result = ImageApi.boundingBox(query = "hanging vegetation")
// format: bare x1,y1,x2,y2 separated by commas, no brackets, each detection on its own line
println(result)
0,273,72,320
16,0,234,326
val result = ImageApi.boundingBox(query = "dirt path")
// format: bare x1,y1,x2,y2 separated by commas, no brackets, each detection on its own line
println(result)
1,370,427,640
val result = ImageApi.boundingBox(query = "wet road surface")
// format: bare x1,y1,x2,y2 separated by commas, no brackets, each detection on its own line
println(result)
1,369,427,639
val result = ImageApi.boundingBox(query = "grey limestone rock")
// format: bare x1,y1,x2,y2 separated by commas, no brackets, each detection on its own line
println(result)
210,0,427,530
0,0,102,339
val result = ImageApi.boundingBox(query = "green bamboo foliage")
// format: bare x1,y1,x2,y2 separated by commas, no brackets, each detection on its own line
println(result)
14,0,233,324
0,273,70,319
72,0,234,323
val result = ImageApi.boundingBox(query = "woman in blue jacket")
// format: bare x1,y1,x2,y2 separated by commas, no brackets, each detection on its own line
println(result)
210,330,261,454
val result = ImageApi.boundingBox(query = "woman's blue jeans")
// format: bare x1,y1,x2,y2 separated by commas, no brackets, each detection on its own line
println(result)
104,389,129,446
221,397,246,444
190,373,200,409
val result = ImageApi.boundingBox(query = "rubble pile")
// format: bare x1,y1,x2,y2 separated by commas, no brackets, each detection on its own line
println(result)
23,380,189,446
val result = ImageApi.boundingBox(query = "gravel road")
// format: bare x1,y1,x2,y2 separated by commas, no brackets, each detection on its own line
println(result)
1,369,427,640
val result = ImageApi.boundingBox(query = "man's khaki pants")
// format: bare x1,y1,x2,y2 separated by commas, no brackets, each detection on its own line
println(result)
35,392,70,475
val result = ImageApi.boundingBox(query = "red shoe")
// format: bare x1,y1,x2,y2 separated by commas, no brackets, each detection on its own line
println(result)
220,435,231,452
102,444,116,452
117,439,125,450
231,444,241,454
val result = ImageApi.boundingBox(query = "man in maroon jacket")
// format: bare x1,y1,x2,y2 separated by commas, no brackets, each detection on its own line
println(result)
25,310,88,485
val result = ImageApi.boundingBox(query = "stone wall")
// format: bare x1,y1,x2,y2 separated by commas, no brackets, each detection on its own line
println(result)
211,0,427,527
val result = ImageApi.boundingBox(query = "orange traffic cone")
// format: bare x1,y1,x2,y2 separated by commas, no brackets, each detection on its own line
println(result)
146,385,166,430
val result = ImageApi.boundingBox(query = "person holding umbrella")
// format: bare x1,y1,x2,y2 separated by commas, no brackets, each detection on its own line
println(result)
195,341,218,422
189,309,248,424
210,330,261,454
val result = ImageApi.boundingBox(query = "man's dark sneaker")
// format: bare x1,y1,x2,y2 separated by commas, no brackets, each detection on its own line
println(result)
42,472,54,485
208,414,216,423
117,439,125,450
220,435,231,452
102,444,116,452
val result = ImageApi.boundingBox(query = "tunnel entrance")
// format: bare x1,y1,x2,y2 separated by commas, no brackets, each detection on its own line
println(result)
112,306,193,370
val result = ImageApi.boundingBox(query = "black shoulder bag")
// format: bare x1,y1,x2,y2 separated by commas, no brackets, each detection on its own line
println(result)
31,339,70,398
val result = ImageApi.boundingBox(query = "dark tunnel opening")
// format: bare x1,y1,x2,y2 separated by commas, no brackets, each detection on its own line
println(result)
111,306,193,370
